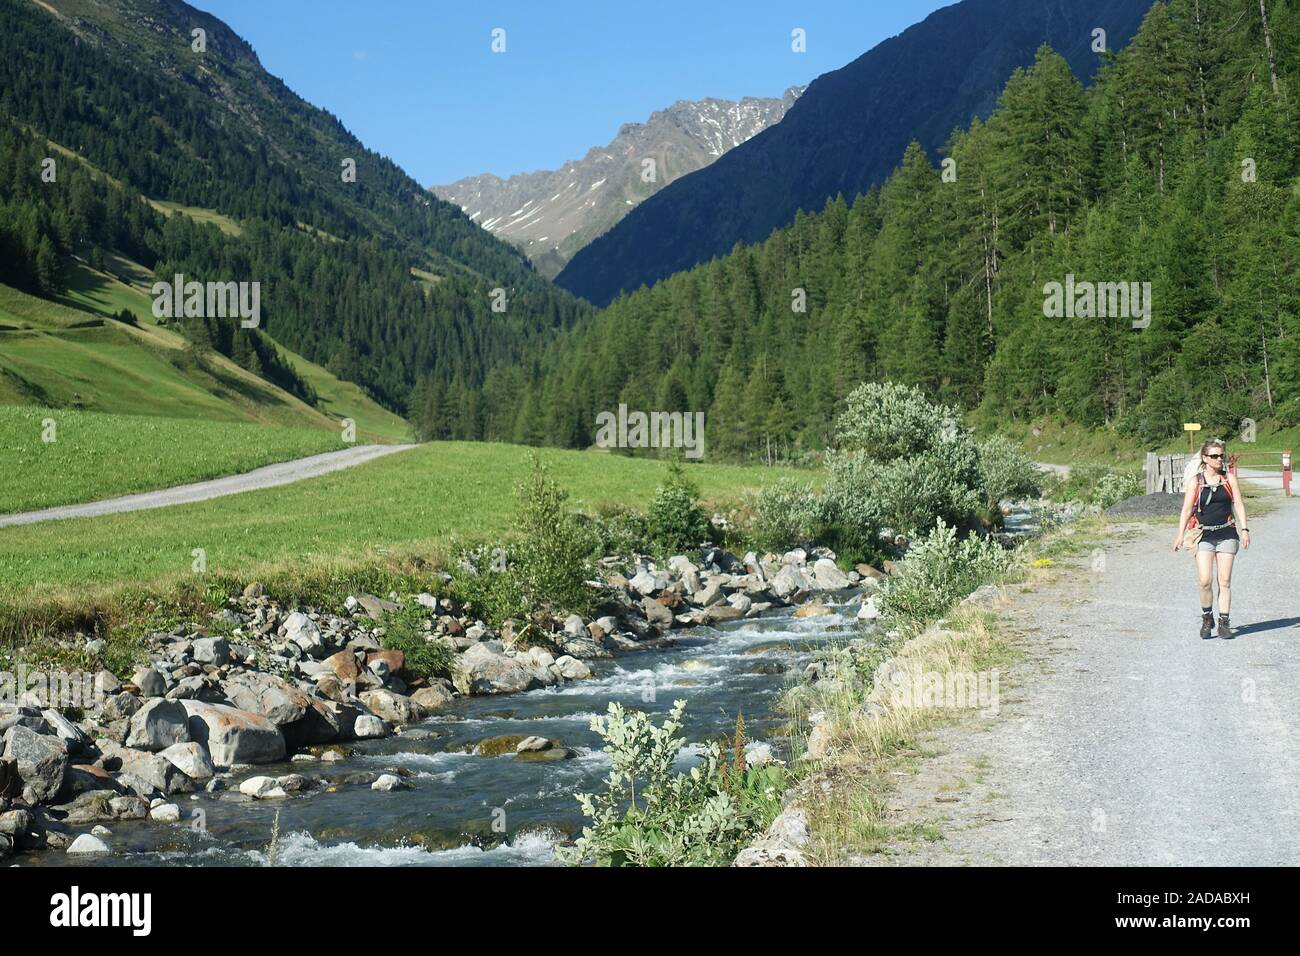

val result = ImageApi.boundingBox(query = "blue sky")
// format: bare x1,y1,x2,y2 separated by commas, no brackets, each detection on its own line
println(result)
195,1,953,186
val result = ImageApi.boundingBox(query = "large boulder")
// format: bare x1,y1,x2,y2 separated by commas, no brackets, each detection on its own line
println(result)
2,724,69,804
126,699,191,752
641,597,675,629
97,740,193,797
410,685,455,712
159,742,216,781
769,565,810,601
223,672,339,747
179,701,286,767
359,689,427,725
453,642,540,696
811,558,851,591
131,666,167,698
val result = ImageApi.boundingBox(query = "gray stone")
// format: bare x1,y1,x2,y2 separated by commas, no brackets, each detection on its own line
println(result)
179,701,286,767
642,597,675,629
159,741,215,781
126,699,191,752
132,667,166,698
553,655,592,681
371,773,408,792
239,776,287,799
40,709,91,754
811,557,851,590
283,611,326,657
410,685,455,711
2,724,69,804
192,637,231,666
515,735,552,753
101,692,141,722
453,642,541,696
359,689,427,725
149,803,182,823
352,715,388,739
67,833,111,856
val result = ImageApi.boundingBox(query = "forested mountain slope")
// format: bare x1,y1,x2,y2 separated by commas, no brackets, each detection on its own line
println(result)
555,0,1157,306
411,1,1300,461
0,0,587,415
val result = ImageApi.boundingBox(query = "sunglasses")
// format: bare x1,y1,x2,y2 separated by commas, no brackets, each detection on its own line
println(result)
1205,453,1224,460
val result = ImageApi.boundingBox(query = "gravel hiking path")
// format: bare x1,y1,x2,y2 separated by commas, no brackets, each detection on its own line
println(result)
857,473,1300,866
0,444,416,528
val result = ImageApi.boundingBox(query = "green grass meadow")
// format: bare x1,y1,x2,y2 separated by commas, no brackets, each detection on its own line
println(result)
0,406,347,514
0,441,803,641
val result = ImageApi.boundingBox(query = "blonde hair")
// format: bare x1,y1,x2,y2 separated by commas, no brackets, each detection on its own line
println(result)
1197,438,1226,475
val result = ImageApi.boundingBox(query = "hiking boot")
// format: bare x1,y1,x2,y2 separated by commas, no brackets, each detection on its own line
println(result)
1218,614,1234,640
1200,613,1215,639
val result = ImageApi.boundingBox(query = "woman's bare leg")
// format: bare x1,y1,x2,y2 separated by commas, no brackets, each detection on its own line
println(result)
1196,551,1216,608
1216,552,1235,615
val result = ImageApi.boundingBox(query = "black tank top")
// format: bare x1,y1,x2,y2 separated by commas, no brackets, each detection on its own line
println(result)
1197,475,1234,526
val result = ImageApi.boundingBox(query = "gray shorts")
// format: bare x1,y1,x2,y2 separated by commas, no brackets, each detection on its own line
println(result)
1198,533,1240,555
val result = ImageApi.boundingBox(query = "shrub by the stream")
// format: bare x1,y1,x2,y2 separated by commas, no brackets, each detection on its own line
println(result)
976,435,1043,508
450,457,594,625
823,383,984,541
878,520,1010,636
585,504,652,564
746,478,822,551
558,701,784,867
1043,463,1142,508
377,601,456,680
646,459,709,553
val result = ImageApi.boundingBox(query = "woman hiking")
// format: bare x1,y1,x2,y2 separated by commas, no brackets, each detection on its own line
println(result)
1173,439,1250,639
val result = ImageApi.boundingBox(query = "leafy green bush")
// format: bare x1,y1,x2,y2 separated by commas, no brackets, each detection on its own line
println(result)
376,601,456,680
878,520,1011,635
646,459,709,553
558,700,784,867
977,435,1043,508
449,456,594,625
1090,470,1143,508
824,382,985,541
585,504,652,562
1043,463,1141,508
746,478,822,552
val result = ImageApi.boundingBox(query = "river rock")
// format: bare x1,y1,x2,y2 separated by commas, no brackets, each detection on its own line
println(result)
410,685,455,712
239,776,287,799
149,802,182,823
126,699,191,752
180,701,286,767
770,565,809,600
360,689,427,724
132,666,167,698
101,692,142,723
371,773,408,792
159,742,215,781
3,724,69,804
224,672,339,747
629,568,670,595
324,649,362,684
67,833,111,856
40,709,91,754
352,715,388,739
793,602,834,619
454,642,539,696
553,656,591,681
284,612,327,657
192,636,231,666
94,670,123,696
857,596,881,621
97,740,192,797
642,597,674,629
515,735,552,753
811,558,851,590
